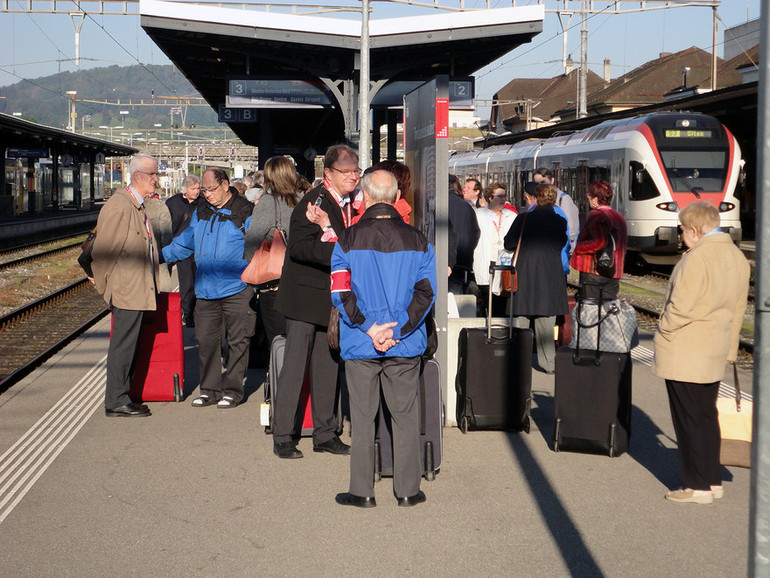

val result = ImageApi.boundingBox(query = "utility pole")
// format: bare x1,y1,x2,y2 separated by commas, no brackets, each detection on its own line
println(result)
579,0,588,118
359,0,371,170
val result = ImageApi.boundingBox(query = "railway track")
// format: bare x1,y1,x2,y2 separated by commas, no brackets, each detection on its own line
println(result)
0,278,108,394
0,235,88,272
566,281,755,356
643,269,755,303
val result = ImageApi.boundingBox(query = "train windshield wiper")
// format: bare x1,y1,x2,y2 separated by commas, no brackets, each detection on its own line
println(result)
671,168,701,199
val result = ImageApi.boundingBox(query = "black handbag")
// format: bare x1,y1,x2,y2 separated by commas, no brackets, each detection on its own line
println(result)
595,235,615,278
77,229,97,277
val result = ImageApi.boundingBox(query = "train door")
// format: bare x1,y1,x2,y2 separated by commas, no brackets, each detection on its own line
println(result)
575,161,590,228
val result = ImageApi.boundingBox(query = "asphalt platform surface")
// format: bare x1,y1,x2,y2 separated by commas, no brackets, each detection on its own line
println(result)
0,317,752,577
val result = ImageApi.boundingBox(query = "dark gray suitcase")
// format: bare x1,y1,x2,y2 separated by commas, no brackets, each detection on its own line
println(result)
553,288,633,457
455,265,533,433
375,359,443,481
553,347,632,456
263,335,343,437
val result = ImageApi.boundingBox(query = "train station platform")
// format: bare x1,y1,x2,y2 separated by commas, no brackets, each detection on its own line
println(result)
0,315,753,576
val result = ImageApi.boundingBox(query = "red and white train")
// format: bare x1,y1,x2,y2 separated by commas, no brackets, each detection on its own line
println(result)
448,111,743,265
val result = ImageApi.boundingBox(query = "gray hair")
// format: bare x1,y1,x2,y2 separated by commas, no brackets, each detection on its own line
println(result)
361,170,398,204
128,154,157,179
179,174,199,194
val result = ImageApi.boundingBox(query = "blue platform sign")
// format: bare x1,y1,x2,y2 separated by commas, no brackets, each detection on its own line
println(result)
7,148,49,158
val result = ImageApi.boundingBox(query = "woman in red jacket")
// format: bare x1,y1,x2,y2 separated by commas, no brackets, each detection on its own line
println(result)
570,181,627,299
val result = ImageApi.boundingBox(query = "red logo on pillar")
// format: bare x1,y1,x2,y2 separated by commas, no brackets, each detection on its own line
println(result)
435,98,449,138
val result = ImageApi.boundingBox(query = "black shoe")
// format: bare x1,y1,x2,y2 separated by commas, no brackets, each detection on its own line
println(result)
335,492,376,508
397,491,426,507
313,436,351,455
105,402,151,418
274,442,303,459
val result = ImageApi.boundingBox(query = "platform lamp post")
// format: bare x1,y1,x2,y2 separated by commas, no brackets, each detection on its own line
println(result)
119,110,129,133
66,90,77,133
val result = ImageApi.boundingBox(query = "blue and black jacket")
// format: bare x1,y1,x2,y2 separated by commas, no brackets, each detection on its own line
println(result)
162,194,253,299
331,202,437,360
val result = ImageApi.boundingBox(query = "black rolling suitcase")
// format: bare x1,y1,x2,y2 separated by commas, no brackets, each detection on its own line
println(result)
375,359,443,481
553,288,632,457
456,265,533,433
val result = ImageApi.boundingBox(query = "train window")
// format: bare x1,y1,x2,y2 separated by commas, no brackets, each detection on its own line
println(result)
658,149,727,193
629,161,660,200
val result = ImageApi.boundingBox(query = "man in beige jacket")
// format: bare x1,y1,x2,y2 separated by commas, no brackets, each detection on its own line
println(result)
92,154,161,417
652,201,749,504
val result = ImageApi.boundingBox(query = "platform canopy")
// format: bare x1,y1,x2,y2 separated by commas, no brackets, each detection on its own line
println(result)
140,0,543,168
0,113,136,158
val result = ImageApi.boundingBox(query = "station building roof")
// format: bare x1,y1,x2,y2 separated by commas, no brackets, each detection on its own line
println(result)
140,1,544,150
0,113,137,158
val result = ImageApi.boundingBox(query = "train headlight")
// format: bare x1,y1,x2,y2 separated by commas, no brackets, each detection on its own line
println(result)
719,202,735,212
656,202,678,212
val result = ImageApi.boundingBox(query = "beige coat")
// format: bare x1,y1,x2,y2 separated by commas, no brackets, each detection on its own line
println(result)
92,188,160,311
652,233,749,383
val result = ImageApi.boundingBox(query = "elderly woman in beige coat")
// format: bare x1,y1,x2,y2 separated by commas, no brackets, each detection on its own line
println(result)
652,202,749,505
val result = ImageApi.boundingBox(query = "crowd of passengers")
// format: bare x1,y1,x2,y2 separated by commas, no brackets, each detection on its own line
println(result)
89,148,748,507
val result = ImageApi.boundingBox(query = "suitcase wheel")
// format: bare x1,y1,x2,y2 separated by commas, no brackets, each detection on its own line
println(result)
173,374,182,403
424,441,434,481
553,418,561,452
522,417,530,434
459,415,469,434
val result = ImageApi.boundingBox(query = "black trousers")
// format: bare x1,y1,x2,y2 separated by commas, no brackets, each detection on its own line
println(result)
345,357,421,499
258,289,286,346
665,379,722,491
273,317,339,445
194,287,256,403
177,257,196,323
105,307,144,410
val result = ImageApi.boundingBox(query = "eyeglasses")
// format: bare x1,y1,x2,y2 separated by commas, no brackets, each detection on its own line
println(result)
330,166,361,177
140,171,161,178
200,183,222,194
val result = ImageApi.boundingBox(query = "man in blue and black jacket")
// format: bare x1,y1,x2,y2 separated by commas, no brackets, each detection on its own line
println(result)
163,167,255,410
331,170,437,509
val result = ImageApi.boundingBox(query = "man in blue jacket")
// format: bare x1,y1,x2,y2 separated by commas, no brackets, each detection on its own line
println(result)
162,167,255,409
331,170,437,508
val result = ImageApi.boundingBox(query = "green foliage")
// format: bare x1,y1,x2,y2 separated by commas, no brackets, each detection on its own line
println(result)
0,64,218,130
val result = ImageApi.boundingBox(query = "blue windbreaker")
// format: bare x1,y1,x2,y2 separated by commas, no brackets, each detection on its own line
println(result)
162,194,253,299
331,203,437,361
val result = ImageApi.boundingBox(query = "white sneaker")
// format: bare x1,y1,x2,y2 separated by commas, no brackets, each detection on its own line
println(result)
217,396,237,409
711,485,724,499
665,488,713,504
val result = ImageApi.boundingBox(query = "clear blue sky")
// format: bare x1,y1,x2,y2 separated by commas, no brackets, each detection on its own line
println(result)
0,0,761,118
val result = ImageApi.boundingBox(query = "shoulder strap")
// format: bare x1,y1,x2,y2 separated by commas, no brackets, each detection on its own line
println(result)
513,211,529,267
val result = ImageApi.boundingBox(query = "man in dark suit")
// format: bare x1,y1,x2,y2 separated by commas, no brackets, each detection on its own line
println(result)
271,145,359,459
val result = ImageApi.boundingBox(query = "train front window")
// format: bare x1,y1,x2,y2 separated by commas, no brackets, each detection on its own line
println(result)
659,149,727,193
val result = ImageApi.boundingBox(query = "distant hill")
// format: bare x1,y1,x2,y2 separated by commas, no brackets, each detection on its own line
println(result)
0,64,218,131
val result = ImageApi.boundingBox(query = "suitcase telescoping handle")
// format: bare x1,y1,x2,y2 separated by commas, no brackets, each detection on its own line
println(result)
574,280,604,365
488,263,516,342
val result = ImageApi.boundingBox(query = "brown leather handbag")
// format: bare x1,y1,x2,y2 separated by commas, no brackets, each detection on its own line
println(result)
241,197,287,289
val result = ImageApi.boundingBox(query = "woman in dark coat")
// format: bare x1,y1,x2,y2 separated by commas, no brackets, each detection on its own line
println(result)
504,183,569,373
